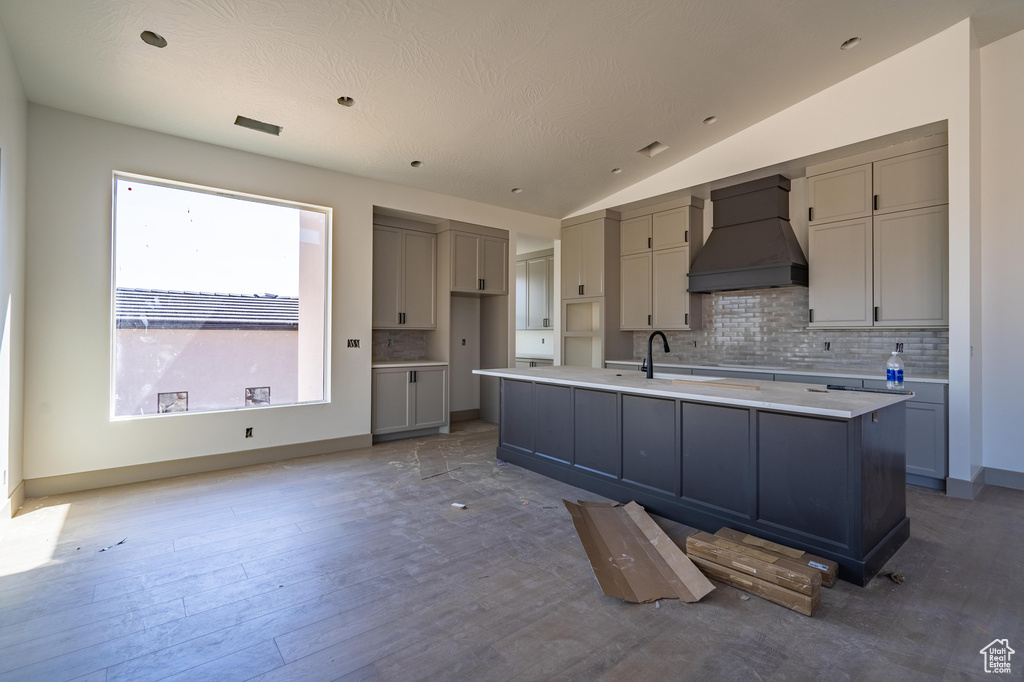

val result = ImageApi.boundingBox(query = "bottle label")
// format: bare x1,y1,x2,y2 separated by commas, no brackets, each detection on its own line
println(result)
897,369,903,383
887,369,896,382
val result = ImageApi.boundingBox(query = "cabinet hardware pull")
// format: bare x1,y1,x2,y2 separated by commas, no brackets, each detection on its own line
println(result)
809,308,814,323
685,313,688,325
648,237,651,249
873,194,879,211
579,284,584,296
398,312,402,325
809,207,813,221
648,314,651,326
685,230,688,243
874,306,879,322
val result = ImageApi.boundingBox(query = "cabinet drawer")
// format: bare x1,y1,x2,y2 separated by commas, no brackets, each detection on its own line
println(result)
863,379,946,404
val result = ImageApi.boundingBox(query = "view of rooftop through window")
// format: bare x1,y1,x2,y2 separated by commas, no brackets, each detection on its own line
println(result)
111,174,329,418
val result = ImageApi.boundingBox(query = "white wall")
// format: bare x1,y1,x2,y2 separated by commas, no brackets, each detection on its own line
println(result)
0,19,26,515
23,105,559,481
575,20,985,484
981,29,1024,474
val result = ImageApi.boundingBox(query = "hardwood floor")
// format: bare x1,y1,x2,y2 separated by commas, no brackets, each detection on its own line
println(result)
1,421,1021,681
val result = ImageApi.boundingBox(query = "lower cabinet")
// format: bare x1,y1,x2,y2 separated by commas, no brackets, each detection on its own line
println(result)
864,379,947,487
371,365,448,435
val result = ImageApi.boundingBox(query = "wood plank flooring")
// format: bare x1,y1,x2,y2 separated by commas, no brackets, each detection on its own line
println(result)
1,420,1021,681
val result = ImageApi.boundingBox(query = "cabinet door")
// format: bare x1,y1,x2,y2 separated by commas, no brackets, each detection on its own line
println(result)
904,401,946,480
526,257,549,329
582,222,605,297
808,164,872,225
515,260,528,329
620,215,651,255
620,253,651,330
652,207,690,250
372,227,403,328
371,368,411,434
545,256,554,328
480,236,508,294
873,147,948,215
873,205,948,326
411,367,447,428
808,217,873,327
450,231,480,292
401,231,436,328
561,224,583,299
652,246,690,329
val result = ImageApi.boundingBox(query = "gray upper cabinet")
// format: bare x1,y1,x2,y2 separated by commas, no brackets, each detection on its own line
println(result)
808,217,874,327
372,226,436,329
619,252,652,329
516,253,554,330
807,139,948,328
652,246,692,329
651,206,692,250
873,147,948,215
561,219,605,299
450,230,508,294
873,205,948,326
808,164,872,225
620,215,652,256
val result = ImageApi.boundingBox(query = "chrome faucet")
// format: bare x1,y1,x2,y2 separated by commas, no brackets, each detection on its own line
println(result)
645,331,670,379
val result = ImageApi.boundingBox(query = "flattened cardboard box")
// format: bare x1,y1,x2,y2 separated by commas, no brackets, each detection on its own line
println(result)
715,527,839,587
690,555,819,617
563,500,714,603
685,531,821,596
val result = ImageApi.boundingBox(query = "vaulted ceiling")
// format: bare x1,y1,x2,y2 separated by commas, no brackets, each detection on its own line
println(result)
2,0,1022,217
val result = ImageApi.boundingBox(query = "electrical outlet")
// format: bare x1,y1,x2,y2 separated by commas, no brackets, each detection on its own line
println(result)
541,338,545,344
387,337,393,347
347,339,360,348
245,427,253,438
462,339,466,346
824,341,831,351
693,340,698,348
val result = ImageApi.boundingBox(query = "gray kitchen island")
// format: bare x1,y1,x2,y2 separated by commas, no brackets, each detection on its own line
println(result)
473,366,913,585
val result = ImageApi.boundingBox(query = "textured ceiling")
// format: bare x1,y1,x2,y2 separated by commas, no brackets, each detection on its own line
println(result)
2,0,1022,218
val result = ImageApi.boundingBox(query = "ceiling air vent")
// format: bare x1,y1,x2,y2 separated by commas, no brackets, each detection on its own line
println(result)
234,116,282,136
637,141,668,158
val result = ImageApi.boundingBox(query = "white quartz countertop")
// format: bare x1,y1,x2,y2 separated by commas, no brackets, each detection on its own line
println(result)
371,360,449,369
473,366,913,419
604,360,948,384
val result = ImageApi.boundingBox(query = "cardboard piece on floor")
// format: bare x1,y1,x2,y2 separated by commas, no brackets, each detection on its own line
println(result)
563,499,715,604
689,555,819,616
685,531,821,596
714,527,839,587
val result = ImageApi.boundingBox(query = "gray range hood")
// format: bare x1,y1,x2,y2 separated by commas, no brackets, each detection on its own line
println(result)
688,174,808,293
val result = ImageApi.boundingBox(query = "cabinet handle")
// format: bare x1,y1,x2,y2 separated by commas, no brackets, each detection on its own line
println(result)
409,370,416,383
874,306,879,322
685,313,688,325
809,308,814,323
543,317,549,327
873,194,879,211
647,237,651,249
398,312,402,325
808,207,813,222
684,230,688,243
648,314,651,326
579,284,584,296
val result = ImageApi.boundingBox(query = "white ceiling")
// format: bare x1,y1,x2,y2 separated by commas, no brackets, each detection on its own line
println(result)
2,0,1022,218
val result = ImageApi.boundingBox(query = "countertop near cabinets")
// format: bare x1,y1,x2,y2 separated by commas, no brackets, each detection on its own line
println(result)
605,360,948,384
474,366,910,419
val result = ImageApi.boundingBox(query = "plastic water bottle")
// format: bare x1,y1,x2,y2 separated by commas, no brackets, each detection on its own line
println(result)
886,351,904,389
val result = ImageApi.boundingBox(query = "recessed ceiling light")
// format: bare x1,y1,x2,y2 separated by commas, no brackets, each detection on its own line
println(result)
511,188,523,194
611,168,622,174
410,160,423,168
637,141,668,158
337,96,355,107
140,31,167,48
840,36,861,50
234,116,282,136
702,115,717,125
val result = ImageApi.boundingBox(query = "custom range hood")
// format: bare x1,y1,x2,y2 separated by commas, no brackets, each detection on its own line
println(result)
688,174,808,293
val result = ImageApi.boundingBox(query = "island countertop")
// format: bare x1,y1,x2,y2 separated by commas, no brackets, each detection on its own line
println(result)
473,366,912,419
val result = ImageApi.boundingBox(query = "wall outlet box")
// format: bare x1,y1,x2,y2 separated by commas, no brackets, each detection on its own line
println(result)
245,427,253,438
347,339,360,348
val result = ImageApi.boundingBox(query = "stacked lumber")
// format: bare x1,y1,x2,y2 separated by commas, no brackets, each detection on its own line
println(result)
685,528,837,617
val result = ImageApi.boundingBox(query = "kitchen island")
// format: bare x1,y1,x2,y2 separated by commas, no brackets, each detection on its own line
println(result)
473,366,913,585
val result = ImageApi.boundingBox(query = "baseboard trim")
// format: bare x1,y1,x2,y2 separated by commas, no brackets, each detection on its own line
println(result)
450,409,480,422
982,466,1024,492
946,468,986,500
24,434,372,498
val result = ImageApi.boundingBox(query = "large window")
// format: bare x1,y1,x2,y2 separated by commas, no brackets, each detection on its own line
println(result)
111,173,330,418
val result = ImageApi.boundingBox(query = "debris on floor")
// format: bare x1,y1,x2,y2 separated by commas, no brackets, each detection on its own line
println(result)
421,467,462,481
714,527,838,587
98,538,127,552
451,503,467,509
887,571,906,584
685,530,821,617
563,499,714,604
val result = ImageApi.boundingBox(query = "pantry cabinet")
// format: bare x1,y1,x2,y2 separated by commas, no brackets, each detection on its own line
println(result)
807,137,948,328
372,226,436,329
561,219,606,299
515,253,554,330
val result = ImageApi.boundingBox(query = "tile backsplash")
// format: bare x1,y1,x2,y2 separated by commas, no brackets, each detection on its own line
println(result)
372,329,428,362
632,287,948,376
